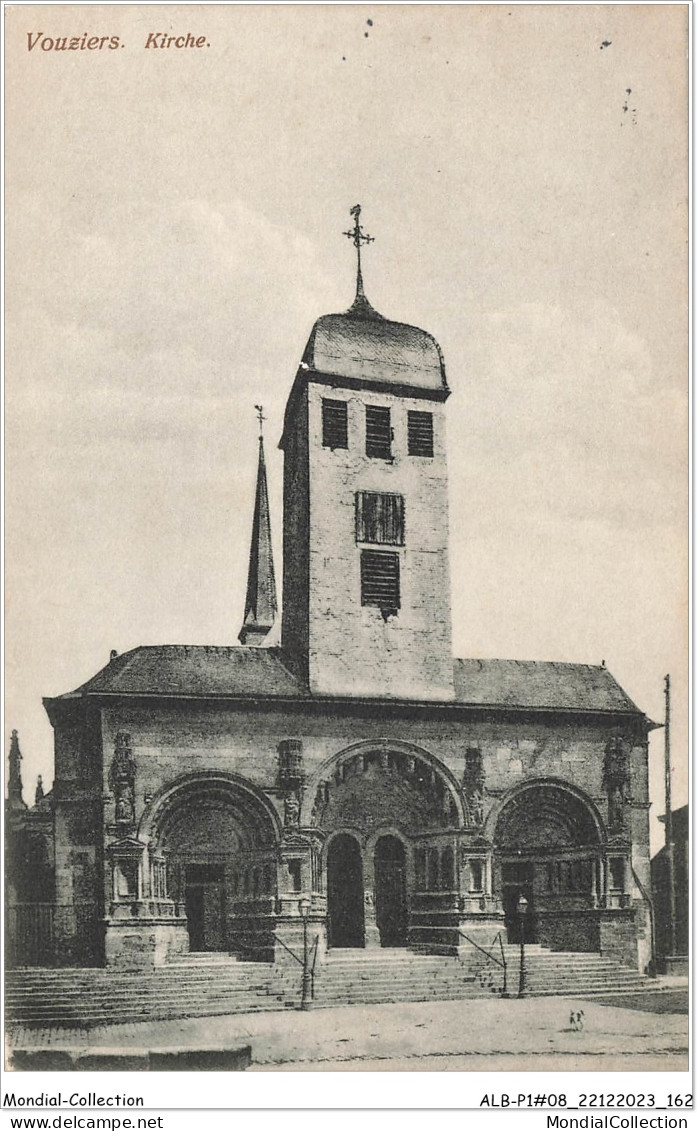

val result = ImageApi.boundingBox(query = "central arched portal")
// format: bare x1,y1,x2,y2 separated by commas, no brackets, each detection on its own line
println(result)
313,744,463,951
327,834,364,948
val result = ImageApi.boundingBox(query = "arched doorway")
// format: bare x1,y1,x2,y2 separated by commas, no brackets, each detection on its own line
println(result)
327,834,364,948
312,743,463,952
494,783,603,951
374,835,407,947
146,774,279,955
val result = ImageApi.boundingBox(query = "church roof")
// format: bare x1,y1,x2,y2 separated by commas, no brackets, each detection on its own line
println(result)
49,646,644,718
301,305,448,393
453,658,641,714
60,646,306,699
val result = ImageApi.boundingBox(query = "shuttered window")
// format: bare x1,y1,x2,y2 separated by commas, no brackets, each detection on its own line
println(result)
365,405,392,459
322,399,348,449
407,410,434,457
355,492,405,545
360,550,400,610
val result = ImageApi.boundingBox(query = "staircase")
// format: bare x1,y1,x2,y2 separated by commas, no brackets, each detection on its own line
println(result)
314,949,482,1006
499,945,651,997
314,946,650,1007
5,946,652,1029
4,955,288,1028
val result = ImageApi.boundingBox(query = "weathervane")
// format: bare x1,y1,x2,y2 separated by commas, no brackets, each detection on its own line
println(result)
343,204,374,301
254,404,265,439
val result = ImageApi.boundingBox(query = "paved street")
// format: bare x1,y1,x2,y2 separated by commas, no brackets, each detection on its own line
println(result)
7,983,689,1072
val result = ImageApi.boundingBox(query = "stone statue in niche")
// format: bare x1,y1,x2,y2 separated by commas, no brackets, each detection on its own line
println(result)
108,732,136,831
607,783,625,829
463,746,485,827
283,789,301,827
311,780,330,825
603,734,629,830
469,791,485,827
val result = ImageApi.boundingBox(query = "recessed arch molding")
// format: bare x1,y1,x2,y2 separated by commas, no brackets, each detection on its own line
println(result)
307,739,465,834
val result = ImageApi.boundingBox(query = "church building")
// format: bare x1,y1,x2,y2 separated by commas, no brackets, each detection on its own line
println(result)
19,208,656,977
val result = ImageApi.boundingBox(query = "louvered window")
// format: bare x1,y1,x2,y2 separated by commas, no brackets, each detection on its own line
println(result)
355,492,405,545
407,410,434,457
365,405,392,459
360,550,400,610
322,399,348,449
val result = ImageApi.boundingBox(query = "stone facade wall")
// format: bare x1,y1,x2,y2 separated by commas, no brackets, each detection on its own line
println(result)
44,696,651,968
96,702,642,830
50,704,105,965
599,910,638,964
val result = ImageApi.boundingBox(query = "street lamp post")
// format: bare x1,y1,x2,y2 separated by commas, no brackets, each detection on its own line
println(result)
517,894,529,999
299,896,313,1011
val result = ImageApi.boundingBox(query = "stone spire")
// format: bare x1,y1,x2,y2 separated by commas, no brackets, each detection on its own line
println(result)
7,729,26,810
239,407,278,646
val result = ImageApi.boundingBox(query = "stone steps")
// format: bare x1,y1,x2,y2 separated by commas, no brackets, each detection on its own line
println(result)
316,951,501,1007
5,946,651,1027
5,963,288,1026
316,945,649,1005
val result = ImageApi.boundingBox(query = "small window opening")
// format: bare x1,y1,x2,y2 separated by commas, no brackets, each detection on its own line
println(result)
609,858,625,891
366,405,392,459
441,847,455,890
355,492,405,545
322,399,348,449
408,411,434,457
360,549,400,614
115,859,138,900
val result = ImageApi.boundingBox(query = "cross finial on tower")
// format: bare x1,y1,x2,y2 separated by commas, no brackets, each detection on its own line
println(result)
343,204,374,302
254,404,265,439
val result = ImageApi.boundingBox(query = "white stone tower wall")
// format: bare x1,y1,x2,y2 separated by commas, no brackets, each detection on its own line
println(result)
304,381,454,700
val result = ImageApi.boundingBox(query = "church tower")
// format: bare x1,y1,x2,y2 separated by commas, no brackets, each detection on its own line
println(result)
280,207,454,700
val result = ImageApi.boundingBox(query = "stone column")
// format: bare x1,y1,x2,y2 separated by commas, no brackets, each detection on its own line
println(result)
485,852,494,897
601,857,608,906
361,848,381,948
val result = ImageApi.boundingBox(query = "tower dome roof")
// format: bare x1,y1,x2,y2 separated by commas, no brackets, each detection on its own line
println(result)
301,296,448,393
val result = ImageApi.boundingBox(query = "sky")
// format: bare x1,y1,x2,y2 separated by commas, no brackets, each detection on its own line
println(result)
5,4,688,854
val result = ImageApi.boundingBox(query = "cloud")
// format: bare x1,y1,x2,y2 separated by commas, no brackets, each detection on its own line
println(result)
6,196,335,496
449,301,685,532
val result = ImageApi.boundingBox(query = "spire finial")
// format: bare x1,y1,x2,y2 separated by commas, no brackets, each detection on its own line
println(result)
254,404,266,439
7,729,26,810
343,204,374,302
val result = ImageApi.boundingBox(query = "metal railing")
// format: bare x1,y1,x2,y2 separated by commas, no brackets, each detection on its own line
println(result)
5,902,98,968
6,903,55,967
233,930,320,1007
457,929,508,997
